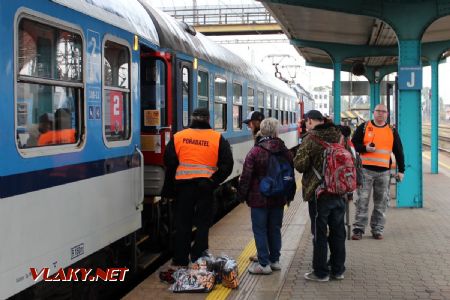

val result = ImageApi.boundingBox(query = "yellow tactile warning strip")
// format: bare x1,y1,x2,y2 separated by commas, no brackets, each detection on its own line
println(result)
423,152,450,170
206,178,302,300
206,239,256,300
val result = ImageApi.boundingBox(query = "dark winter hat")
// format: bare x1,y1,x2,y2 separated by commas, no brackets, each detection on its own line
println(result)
192,108,210,119
304,109,324,121
243,111,265,124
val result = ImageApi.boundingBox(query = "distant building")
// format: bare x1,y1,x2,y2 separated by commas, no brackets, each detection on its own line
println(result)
311,87,331,117
445,104,450,121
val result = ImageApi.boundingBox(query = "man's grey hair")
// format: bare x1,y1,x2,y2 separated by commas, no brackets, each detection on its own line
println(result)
259,118,279,137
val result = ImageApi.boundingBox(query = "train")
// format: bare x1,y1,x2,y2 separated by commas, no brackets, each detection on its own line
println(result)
0,1,301,298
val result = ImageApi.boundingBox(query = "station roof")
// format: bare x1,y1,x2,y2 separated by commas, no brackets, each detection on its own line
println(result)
259,1,450,71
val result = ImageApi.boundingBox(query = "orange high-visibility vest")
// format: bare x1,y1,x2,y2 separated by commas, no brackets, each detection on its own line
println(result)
361,121,393,168
38,129,76,146
174,128,221,180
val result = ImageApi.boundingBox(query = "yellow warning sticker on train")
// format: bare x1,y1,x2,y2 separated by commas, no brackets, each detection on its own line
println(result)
144,110,160,126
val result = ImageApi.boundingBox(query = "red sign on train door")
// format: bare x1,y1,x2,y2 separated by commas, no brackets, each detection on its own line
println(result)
110,91,123,134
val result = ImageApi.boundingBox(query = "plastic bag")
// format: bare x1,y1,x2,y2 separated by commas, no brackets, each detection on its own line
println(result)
219,256,239,289
170,269,215,293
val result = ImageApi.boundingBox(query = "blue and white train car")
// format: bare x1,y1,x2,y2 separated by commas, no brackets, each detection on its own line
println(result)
0,1,300,298
0,1,158,298
140,4,300,188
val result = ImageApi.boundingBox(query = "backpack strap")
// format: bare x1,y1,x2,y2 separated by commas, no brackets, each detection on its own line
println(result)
308,133,332,149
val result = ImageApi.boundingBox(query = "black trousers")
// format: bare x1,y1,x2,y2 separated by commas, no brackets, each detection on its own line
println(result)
308,194,346,278
172,179,214,266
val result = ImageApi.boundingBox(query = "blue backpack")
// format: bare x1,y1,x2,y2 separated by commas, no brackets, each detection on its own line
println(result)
259,147,296,198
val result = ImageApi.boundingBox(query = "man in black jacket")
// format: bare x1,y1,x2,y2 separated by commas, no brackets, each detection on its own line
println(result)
162,108,233,268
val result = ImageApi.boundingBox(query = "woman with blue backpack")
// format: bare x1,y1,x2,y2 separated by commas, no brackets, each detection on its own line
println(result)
238,118,296,275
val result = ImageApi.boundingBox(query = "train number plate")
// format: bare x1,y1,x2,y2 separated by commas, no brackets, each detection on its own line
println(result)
71,243,85,260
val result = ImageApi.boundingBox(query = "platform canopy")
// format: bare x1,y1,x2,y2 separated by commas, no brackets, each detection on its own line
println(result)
258,0,450,70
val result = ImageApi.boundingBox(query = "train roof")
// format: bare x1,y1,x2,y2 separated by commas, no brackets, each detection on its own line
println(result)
51,0,159,46
140,1,296,98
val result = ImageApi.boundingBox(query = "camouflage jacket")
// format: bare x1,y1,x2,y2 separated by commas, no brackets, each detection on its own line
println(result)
294,122,341,202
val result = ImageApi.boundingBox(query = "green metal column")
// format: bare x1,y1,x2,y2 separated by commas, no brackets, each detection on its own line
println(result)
333,61,341,124
397,40,422,208
369,83,375,119
430,60,439,174
374,82,381,105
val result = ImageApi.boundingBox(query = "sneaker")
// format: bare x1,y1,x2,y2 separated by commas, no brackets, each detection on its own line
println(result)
270,261,281,271
372,233,383,240
351,231,363,240
249,254,258,262
304,272,329,282
248,262,272,275
331,273,345,280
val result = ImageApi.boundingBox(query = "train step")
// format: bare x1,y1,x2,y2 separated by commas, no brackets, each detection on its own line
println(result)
136,234,150,246
138,252,162,270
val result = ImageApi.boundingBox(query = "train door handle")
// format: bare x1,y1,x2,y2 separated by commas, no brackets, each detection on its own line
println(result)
135,145,144,210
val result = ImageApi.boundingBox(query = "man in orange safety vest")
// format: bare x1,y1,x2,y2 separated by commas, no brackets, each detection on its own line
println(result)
351,104,404,240
162,108,233,269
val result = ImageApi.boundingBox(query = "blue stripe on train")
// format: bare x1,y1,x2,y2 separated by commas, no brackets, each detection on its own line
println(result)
1,126,297,198
0,155,140,198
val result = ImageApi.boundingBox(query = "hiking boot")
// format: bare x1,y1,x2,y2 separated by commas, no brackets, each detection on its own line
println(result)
331,273,345,280
372,233,383,240
351,230,363,240
270,261,281,271
304,272,329,282
249,254,258,262
248,262,272,275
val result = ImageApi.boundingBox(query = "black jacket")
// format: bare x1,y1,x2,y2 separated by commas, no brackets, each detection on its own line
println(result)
162,121,234,197
351,121,405,173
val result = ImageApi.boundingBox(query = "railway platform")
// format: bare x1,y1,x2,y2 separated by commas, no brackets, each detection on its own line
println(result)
125,153,450,300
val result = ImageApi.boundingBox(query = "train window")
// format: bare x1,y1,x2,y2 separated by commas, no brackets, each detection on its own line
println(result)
16,18,83,149
214,76,227,130
141,59,167,127
233,83,242,130
274,95,279,120
247,87,255,115
198,70,209,109
257,90,264,114
267,94,273,117
104,40,131,143
182,67,191,127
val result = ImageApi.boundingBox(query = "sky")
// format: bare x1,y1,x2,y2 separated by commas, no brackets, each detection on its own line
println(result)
153,0,450,103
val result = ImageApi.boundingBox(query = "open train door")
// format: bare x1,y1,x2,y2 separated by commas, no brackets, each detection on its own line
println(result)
140,48,173,197
174,59,194,132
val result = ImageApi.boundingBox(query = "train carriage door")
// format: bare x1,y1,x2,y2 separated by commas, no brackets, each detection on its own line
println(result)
176,60,193,131
140,49,172,196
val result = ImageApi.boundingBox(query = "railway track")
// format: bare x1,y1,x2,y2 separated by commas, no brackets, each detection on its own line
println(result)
422,123,450,153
